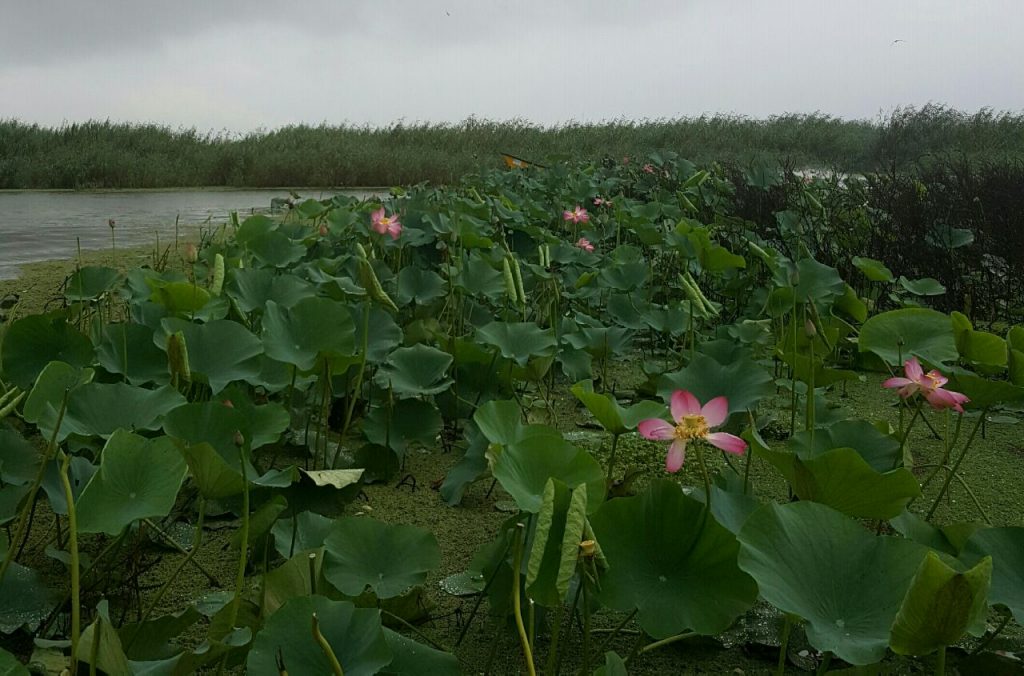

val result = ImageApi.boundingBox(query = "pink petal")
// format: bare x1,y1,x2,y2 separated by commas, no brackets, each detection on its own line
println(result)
563,210,573,221
671,390,702,421
925,388,969,413
638,418,675,441
701,396,729,428
371,207,385,223
904,357,923,382
883,377,914,390
706,432,747,455
665,440,686,473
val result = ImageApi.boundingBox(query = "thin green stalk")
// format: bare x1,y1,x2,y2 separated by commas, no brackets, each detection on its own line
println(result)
605,433,621,483
0,390,69,586
935,645,945,676
816,651,832,675
544,604,565,676
456,534,512,646
776,614,792,676
511,523,537,676
58,451,81,674
580,566,593,675
331,300,371,468
638,631,696,654
925,408,988,521
128,500,207,651
312,613,344,676
696,444,713,511
228,446,251,629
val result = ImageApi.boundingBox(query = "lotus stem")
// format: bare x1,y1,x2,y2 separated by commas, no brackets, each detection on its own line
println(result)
605,433,620,483
456,534,512,647
0,389,69,586
776,613,792,676
58,450,81,674
312,613,344,676
925,407,988,521
934,645,945,676
331,300,371,468
510,523,537,676
308,552,318,595
128,500,208,652
816,651,832,675
638,630,696,655
228,444,250,629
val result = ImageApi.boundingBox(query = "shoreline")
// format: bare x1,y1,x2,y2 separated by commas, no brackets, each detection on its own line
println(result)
0,238,198,319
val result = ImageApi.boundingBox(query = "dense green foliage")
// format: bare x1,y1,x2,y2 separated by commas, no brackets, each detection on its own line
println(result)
4,105,1024,188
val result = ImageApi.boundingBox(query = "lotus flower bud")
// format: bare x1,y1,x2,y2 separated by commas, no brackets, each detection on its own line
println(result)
184,243,198,264
805,318,817,338
166,331,191,383
579,539,597,558
210,253,225,296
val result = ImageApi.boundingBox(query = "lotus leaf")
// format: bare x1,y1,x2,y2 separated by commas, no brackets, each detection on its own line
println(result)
323,517,440,599
373,344,453,398
1,314,94,389
859,308,958,367
246,596,391,676
737,501,928,665
76,430,187,535
961,527,1024,624
591,479,757,638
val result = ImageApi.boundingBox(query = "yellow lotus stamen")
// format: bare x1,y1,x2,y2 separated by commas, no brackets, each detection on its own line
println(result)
674,414,709,441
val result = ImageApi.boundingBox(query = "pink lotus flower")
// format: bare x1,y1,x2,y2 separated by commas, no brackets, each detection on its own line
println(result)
593,197,613,208
370,208,402,240
562,206,590,224
637,390,747,473
883,357,969,413
318,223,329,237
641,163,655,174
576,237,595,253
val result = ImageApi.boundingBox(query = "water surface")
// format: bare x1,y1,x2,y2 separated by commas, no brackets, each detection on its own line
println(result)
0,188,370,279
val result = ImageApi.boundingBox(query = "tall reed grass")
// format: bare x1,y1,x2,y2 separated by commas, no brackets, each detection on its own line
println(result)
2,105,1023,189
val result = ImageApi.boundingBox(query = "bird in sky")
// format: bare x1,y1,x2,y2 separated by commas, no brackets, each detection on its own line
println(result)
892,39,906,45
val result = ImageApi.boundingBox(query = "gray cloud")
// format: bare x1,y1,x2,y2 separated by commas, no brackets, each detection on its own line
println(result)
1,0,1021,129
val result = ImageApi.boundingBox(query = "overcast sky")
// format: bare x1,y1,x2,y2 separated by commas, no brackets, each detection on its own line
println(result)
2,0,1022,131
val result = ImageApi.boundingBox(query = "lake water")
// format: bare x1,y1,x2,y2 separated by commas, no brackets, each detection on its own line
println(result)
0,188,372,279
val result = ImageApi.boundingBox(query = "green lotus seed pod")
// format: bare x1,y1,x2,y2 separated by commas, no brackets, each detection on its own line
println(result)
167,331,191,383
210,253,225,296
502,257,517,300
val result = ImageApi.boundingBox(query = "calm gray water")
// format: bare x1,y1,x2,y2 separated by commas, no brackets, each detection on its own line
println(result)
0,189,371,279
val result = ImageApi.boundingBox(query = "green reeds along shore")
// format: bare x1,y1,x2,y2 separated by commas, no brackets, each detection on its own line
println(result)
3,104,1024,189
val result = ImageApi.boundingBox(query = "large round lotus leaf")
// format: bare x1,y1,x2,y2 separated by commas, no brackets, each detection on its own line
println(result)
179,442,245,500
59,383,186,441
349,304,403,364
397,266,447,306
323,517,441,599
794,256,845,306
96,323,169,385
859,308,958,367
225,268,316,313
789,420,901,473
0,646,29,676
658,352,774,418
381,628,460,676
455,253,506,299
162,401,255,474
158,318,264,394
961,527,1024,624
262,298,356,371
147,280,211,315
476,321,557,366
247,596,391,676
373,344,453,398
590,479,757,638
363,399,442,455
272,511,335,559
76,430,187,536
570,380,665,436
890,552,991,656
217,384,290,449
852,256,894,283
737,501,928,665
1,314,95,389
753,436,919,519
0,429,38,486
64,266,122,301
0,558,60,634
899,276,946,296
945,367,1024,408
493,435,605,514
